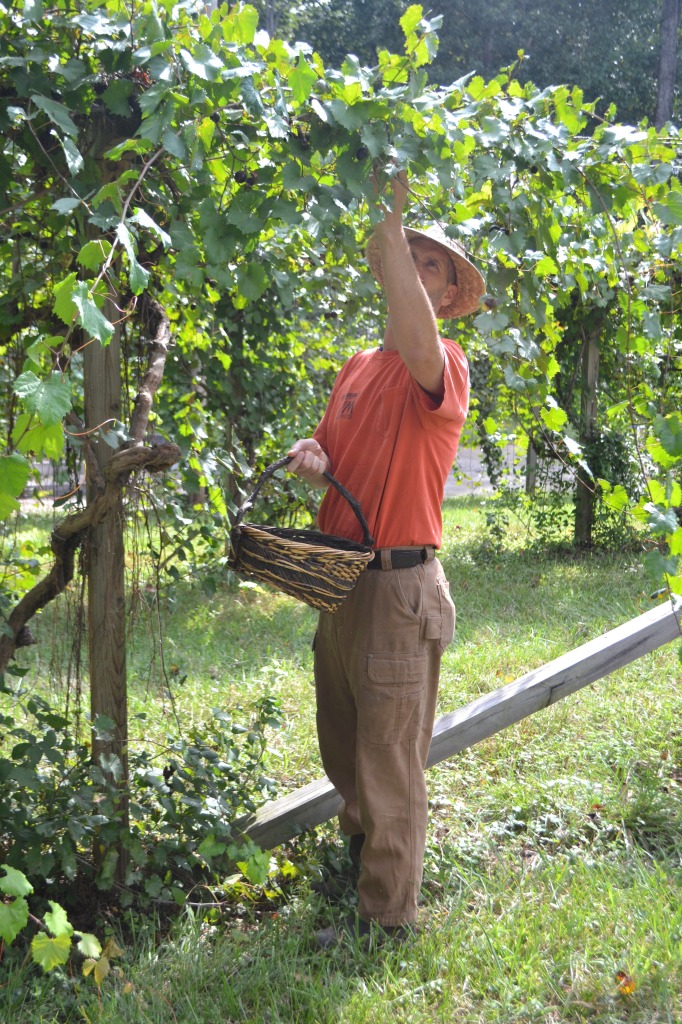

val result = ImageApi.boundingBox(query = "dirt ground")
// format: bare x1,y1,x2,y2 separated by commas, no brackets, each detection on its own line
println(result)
444,444,520,497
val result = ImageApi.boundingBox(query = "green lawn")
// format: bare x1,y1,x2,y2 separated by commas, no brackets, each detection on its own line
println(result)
2,496,681,1023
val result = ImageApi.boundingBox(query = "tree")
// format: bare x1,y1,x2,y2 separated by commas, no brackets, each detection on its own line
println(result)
431,0,663,125
291,0,407,70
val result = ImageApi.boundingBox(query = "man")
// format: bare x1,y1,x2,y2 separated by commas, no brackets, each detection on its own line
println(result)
287,172,485,948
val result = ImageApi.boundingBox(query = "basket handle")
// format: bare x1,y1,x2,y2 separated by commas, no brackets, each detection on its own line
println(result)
233,455,375,547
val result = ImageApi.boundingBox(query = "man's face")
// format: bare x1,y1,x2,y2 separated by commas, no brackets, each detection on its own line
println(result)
408,238,458,315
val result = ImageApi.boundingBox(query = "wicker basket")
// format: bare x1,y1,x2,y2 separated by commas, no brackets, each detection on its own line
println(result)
228,456,375,613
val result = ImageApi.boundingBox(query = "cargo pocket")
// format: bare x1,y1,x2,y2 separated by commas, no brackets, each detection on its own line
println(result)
437,574,456,650
359,654,427,745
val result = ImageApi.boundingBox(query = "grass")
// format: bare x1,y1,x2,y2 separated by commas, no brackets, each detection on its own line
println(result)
1,496,681,1023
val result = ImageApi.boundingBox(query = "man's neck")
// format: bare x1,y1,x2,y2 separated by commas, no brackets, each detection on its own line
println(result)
382,319,399,351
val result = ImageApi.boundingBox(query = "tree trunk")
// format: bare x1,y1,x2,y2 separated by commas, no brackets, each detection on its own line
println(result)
83,300,129,876
574,327,600,548
655,0,681,128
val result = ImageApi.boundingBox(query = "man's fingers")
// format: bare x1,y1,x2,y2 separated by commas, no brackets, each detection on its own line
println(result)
287,445,325,477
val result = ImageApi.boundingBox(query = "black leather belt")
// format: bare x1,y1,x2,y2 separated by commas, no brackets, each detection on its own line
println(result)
367,547,434,570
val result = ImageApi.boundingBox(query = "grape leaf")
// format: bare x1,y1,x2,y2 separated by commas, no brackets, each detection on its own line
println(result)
0,897,29,945
31,932,71,972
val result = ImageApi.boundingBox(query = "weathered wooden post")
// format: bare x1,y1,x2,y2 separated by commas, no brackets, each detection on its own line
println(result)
83,301,129,833
575,320,601,547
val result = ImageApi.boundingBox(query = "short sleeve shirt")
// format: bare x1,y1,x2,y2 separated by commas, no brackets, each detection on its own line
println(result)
313,338,469,549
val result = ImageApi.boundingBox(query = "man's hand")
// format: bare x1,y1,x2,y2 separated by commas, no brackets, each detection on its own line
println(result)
287,438,330,489
373,168,409,238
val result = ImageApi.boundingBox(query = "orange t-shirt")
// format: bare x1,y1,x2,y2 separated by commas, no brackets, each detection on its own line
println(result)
313,339,469,549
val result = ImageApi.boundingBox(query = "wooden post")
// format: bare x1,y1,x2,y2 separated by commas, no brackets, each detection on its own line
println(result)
525,438,538,495
237,599,681,850
574,325,600,547
83,300,129,866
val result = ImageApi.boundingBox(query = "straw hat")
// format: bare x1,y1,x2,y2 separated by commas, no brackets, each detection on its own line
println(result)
366,224,486,318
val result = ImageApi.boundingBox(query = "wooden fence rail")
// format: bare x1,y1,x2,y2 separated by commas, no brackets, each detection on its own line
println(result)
237,598,681,850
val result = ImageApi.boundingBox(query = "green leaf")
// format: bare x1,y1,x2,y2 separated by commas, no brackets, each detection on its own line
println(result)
52,198,81,214
92,714,116,741
281,161,317,191
236,262,269,301
92,179,128,213
644,503,679,536
76,932,102,958
13,420,64,460
225,192,266,234
467,75,486,99
179,45,224,82
562,436,584,459
328,99,369,131
653,413,682,458
102,79,134,117
400,4,424,36
644,549,678,584
598,481,629,512
474,310,509,334
31,931,72,972
144,875,163,898
223,4,259,44
13,372,72,426
540,406,567,431
479,116,506,143
60,137,84,175
652,191,682,226
535,256,558,277
130,257,150,294
131,208,171,248
668,527,682,556
31,94,78,138
77,239,113,271
23,0,44,22
71,282,114,344
99,752,123,782
0,493,20,520
196,115,216,154
53,273,79,326
162,129,187,160
116,224,150,295
93,954,111,986
44,902,73,938
237,847,270,885
0,454,30,498
198,834,227,860
311,97,329,123
0,896,29,945
645,436,679,470
289,57,317,103
0,864,33,898
554,92,582,133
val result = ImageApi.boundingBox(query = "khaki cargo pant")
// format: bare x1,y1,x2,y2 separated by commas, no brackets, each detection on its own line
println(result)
313,552,456,927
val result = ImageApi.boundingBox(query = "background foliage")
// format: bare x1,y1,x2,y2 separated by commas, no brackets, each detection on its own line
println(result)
257,0,676,127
